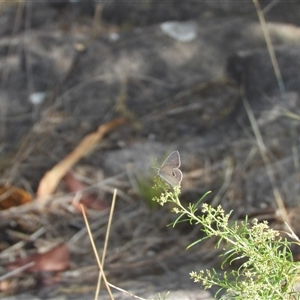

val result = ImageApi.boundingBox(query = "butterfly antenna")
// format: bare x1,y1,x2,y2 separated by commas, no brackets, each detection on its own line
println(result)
150,157,159,170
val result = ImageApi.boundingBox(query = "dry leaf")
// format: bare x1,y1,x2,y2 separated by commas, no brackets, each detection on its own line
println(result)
63,172,86,193
64,172,109,211
0,185,32,210
6,243,70,273
36,118,127,201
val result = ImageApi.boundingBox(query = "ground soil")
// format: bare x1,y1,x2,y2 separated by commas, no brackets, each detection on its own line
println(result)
1,1,300,299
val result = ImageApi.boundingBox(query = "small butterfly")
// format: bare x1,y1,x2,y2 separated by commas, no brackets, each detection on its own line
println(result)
155,151,183,187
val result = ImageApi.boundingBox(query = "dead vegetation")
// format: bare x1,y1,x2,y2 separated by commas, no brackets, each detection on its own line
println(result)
1,1,300,299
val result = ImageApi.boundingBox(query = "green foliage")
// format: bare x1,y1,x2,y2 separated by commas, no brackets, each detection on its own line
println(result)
136,175,160,209
152,179,300,300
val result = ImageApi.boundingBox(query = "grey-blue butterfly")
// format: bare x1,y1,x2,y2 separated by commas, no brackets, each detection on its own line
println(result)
156,151,183,186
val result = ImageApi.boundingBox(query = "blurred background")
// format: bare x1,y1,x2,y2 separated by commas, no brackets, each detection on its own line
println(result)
1,1,300,299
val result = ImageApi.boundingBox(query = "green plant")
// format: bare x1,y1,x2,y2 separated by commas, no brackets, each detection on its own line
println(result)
152,177,300,300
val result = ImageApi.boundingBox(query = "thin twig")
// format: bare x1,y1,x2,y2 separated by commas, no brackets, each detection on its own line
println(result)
106,282,147,300
95,189,117,299
0,262,35,282
80,204,114,300
242,94,289,224
252,0,300,177
252,0,285,95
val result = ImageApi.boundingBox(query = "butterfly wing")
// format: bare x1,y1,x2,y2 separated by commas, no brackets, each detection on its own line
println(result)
158,165,181,186
172,168,183,184
161,151,181,168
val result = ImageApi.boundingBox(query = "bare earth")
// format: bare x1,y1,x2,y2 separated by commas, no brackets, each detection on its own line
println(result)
1,1,300,299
